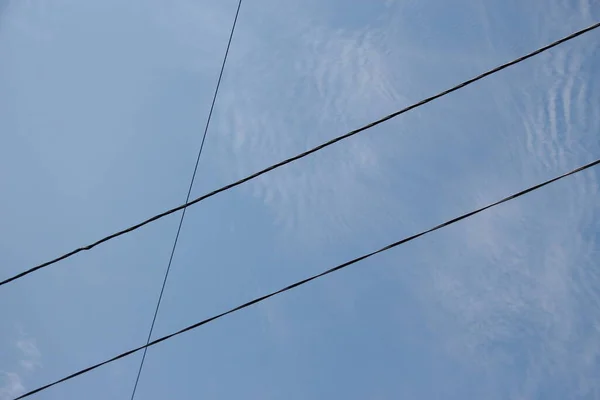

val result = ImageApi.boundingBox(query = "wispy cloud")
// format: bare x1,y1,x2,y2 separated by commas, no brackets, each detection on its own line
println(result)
415,175,600,397
522,40,600,173
0,372,24,400
401,3,600,394
16,338,41,373
210,0,600,397
211,0,485,245
0,331,43,399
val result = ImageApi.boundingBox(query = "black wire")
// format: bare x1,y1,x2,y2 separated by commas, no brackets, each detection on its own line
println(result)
128,1,243,399
1,22,598,289
13,157,600,400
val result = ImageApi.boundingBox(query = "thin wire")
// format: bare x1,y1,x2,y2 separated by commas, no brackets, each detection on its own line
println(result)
2,22,599,289
128,1,243,398
14,157,600,400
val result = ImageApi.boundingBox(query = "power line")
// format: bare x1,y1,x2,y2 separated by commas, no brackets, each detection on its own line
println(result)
13,157,600,400
1,22,598,289
128,1,243,399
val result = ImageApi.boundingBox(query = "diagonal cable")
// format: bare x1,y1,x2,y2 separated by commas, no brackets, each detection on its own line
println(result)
128,1,243,399
1,21,599,289
13,157,600,400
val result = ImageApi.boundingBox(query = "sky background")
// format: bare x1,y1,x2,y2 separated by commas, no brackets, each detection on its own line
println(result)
1,0,599,399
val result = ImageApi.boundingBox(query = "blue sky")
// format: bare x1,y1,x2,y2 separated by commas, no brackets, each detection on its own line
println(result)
1,0,599,399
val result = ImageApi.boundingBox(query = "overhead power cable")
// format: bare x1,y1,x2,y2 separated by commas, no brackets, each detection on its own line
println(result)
13,157,600,400
128,1,244,399
1,22,598,289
